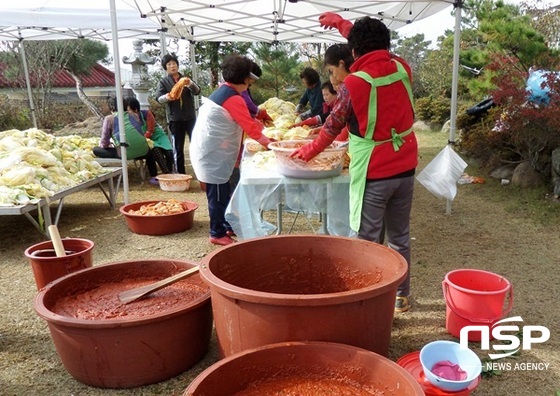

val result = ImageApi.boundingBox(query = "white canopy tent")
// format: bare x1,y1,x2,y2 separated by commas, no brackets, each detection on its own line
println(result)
124,0,454,43
125,0,462,143
0,0,462,207
0,1,166,203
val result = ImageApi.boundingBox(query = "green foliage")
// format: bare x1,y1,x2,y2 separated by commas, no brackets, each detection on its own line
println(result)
0,95,30,130
414,97,432,121
458,52,560,182
450,0,560,194
194,41,253,88
60,40,110,75
252,42,300,100
459,0,549,100
456,106,506,169
394,33,432,97
415,42,454,98
394,34,429,74
414,96,451,126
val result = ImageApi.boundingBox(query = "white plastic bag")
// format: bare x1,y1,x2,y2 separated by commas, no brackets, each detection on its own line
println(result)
416,145,468,200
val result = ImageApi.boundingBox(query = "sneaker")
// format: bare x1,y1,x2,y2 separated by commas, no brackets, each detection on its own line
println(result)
226,230,237,237
149,177,160,186
209,235,236,246
395,296,410,313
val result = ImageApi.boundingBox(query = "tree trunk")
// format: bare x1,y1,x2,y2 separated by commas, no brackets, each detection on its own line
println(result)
65,68,104,120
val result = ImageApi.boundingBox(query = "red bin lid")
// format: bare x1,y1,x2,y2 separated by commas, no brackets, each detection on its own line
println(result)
396,351,480,396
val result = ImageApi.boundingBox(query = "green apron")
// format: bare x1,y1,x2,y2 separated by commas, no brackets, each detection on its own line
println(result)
112,113,150,160
139,111,173,151
348,61,414,231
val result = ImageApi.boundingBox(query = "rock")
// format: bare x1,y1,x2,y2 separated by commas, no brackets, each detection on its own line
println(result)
511,161,544,189
441,119,450,135
441,119,461,142
490,165,516,180
413,120,433,132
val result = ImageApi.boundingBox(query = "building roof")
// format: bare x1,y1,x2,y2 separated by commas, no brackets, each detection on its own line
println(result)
0,63,115,89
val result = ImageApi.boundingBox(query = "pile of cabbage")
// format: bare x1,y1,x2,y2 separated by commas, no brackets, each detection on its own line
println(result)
0,128,106,206
246,98,311,152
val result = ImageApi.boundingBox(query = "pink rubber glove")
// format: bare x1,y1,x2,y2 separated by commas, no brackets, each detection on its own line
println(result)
319,12,353,39
291,116,321,128
290,130,333,162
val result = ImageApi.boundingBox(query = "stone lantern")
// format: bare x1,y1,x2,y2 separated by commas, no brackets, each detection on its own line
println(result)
122,39,156,110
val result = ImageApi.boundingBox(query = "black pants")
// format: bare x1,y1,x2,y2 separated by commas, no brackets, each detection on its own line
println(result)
169,119,196,174
152,147,174,174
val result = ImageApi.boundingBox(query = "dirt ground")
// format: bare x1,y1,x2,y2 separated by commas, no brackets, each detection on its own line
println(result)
0,130,558,396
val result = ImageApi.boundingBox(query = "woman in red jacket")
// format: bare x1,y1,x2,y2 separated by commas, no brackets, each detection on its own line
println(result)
292,15,418,313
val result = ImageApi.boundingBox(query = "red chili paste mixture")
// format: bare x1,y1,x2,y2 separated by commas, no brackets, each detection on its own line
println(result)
237,256,382,295
51,277,207,320
235,376,387,396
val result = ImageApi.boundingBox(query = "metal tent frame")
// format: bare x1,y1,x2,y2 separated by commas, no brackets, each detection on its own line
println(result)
0,0,463,208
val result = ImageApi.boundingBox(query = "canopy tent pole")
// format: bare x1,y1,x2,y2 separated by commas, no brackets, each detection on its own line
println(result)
188,35,200,112
19,39,38,129
189,39,197,83
110,0,130,204
448,0,462,145
446,0,462,215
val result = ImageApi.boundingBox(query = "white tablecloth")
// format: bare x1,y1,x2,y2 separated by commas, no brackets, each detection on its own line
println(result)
225,156,355,240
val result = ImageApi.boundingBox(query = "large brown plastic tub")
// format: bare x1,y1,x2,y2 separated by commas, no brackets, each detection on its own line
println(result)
34,259,212,388
184,341,424,395
200,235,407,357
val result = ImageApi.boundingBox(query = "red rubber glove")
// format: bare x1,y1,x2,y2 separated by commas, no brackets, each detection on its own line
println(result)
290,129,334,162
257,108,274,127
307,127,321,139
319,12,353,39
291,115,321,128
257,108,272,121
256,134,273,149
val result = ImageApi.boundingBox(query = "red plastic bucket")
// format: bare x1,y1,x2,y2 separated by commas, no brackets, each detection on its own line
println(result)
25,238,94,291
442,269,513,341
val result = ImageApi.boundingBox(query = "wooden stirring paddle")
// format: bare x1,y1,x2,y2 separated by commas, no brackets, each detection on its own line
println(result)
118,266,200,304
47,225,66,257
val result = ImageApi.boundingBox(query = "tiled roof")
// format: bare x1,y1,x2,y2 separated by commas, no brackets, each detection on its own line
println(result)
0,63,115,89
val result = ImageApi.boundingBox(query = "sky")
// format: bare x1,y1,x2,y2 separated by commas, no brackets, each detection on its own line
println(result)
397,4,456,45
397,0,560,45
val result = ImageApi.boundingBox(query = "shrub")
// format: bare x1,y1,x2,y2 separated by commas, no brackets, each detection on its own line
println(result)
457,106,509,169
415,96,451,126
0,95,30,130
458,54,560,188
